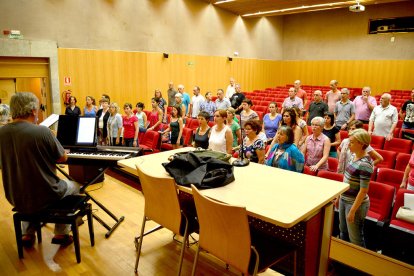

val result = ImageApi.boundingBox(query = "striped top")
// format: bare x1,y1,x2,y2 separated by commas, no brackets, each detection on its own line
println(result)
343,155,373,198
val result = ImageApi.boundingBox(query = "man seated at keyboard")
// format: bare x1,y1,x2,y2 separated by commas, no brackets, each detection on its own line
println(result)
0,92,79,247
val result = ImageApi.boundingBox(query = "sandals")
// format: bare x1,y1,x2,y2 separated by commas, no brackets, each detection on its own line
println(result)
22,234,36,248
51,234,73,247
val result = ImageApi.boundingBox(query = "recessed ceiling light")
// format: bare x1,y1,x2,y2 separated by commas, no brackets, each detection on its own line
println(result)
243,1,352,17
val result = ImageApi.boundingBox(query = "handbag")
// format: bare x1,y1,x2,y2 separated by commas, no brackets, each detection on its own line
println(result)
396,206,414,224
162,151,235,189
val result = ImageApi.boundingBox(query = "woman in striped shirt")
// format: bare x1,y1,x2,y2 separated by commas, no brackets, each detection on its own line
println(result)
338,129,373,247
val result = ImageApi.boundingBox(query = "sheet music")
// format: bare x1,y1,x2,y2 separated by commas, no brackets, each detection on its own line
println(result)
40,113,59,127
404,193,414,210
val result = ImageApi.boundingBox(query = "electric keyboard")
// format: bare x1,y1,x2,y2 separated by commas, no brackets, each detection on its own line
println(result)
66,146,140,164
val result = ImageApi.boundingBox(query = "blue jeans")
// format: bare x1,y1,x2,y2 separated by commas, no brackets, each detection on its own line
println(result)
339,196,369,247
23,180,80,235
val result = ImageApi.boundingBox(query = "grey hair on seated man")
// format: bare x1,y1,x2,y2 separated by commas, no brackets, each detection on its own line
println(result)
10,92,39,119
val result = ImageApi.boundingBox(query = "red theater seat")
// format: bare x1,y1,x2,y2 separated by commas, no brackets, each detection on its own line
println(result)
327,157,338,172
395,153,411,171
317,170,343,182
383,189,414,263
370,135,385,150
376,168,404,191
383,138,412,154
375,149,397,169
367,181,394,222
303,165,317,176
139,130,161,155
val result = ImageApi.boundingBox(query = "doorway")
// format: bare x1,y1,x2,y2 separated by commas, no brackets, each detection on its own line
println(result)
0,57,51,122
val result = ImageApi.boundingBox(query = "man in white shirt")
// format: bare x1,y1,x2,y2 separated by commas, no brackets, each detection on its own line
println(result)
369,93,398,141
188,86,205,119
225,77,236,99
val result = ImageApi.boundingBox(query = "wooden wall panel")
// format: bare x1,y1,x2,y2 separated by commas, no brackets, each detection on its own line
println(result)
281,60,414,95
58,48,413,113
58,49,147,111
58,49,283,113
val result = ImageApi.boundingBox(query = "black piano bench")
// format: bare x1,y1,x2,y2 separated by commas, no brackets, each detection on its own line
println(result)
12,195,94,263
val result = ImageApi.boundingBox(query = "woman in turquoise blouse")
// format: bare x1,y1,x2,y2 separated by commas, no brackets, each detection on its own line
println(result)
265,125,305,173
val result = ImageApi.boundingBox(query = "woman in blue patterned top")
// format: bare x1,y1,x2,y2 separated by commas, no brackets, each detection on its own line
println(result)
242,119,265,164
338,128,373,247
265,125,304,172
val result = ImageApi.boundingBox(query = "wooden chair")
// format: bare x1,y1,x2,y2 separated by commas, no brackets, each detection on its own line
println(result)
134,164,198,275
13,195,94,263
191,185,297,276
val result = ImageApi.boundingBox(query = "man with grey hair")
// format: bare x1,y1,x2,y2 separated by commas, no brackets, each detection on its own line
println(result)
230,83,245,114
369,93,398,141
0,103,10,126
307,90,328,125
0,92,79,247
334,88,355,130
353,86,377,124
302,116,330,172
281,87,303,115
215,89,231,110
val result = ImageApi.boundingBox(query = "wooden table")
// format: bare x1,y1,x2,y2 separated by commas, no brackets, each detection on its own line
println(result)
118,148,349,275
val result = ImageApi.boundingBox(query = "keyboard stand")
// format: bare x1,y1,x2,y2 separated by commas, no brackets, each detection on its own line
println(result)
57,165,125,238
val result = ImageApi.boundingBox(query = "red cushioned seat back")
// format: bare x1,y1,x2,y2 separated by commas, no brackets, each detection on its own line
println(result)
368,181,394,221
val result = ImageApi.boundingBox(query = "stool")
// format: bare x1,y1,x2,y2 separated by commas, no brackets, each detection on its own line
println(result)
13,195,94,263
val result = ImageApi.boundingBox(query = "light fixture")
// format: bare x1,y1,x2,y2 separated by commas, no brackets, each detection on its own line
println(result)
242,1,351,17
215,0,235,4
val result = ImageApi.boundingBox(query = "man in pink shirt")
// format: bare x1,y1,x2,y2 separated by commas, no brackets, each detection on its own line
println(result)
325,80,341,113
294,80,307,110
353,86,377,124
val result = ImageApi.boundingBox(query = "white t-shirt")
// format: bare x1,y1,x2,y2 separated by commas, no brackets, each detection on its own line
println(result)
191,95,205,118
226,84,236,99
209,125,229,153
369,104,398,137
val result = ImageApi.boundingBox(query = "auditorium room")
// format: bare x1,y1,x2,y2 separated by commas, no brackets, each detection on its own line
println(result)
0,0,413,275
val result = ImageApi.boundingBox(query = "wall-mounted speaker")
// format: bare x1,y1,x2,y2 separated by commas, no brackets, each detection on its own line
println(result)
163,53,169,58
227,57,233,61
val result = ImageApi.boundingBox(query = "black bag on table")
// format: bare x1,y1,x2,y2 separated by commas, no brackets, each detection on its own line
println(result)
162,152,235,189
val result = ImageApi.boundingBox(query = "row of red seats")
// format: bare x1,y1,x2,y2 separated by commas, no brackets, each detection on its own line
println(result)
305,165,414,262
